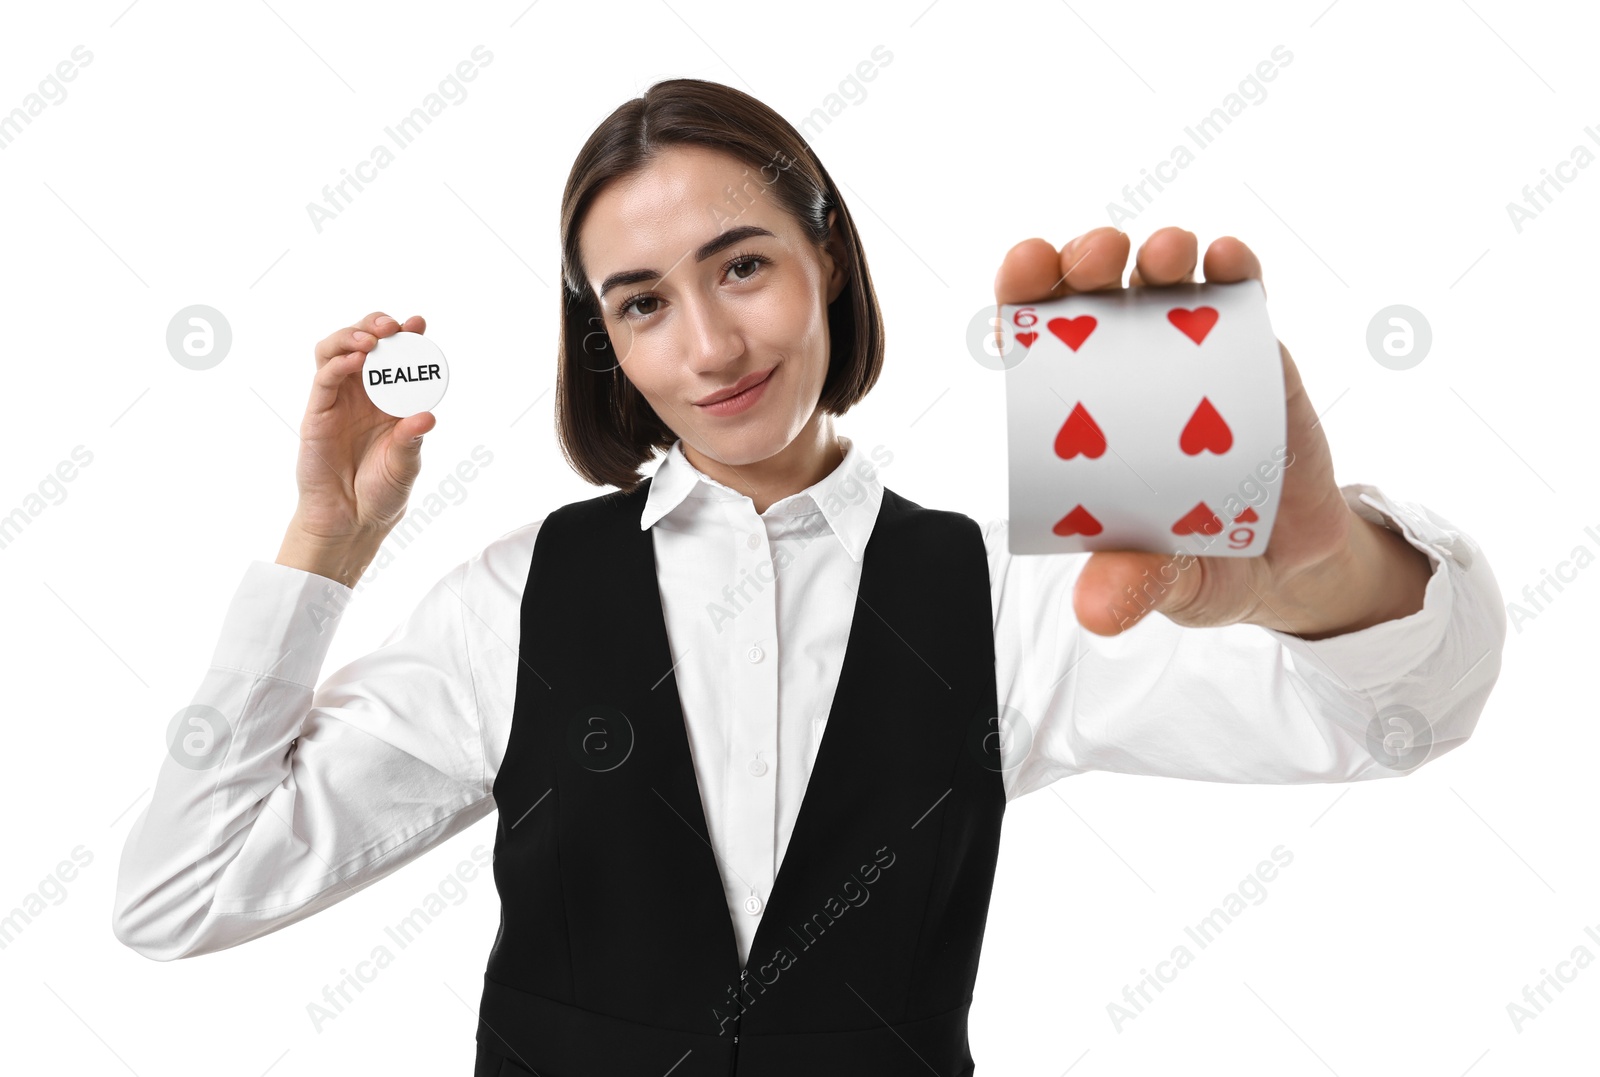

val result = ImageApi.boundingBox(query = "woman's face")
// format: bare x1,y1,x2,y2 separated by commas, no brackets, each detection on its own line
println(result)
579,144,848,469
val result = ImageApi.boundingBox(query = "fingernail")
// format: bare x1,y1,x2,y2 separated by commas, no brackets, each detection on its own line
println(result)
375,315,393,327
354,331,372,343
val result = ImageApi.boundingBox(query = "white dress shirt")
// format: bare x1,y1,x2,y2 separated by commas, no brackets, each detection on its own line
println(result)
112,435,1506,967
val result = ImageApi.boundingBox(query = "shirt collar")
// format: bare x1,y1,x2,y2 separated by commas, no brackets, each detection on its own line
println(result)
639,435,883,562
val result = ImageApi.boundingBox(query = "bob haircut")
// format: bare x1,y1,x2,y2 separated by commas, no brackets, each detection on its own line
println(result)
556,77,885,492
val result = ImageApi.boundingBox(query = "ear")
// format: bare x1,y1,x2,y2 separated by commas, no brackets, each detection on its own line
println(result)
821,208,850,304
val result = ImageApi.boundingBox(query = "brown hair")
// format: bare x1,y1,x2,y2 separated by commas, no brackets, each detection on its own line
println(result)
555,77,885,492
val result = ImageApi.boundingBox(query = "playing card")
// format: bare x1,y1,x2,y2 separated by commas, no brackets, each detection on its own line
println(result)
1000,279,1287,558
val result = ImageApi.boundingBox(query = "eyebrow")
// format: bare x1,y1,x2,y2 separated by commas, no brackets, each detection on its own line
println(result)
597,224,777,298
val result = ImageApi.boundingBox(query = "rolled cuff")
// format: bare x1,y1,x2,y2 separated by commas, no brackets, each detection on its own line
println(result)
1259,484,1470,691
207,560,355,687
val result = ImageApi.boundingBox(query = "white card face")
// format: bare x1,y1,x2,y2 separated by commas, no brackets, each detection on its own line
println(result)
1000,280,1287,558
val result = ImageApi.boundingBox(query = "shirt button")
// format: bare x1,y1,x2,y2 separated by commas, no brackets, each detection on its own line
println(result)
746,533,761,549
748,758,768,776
744,894,763,915
746,645,764,663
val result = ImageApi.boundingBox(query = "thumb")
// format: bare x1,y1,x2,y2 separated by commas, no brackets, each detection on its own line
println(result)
387,412,436,481
1072,549,1202,636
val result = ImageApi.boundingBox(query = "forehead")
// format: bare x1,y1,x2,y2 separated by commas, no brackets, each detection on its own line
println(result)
580,144,790,274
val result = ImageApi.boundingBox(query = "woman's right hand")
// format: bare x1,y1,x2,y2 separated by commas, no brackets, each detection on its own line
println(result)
277,311,436,583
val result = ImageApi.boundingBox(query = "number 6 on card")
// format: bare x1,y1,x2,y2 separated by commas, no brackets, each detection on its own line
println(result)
999,279,1288,558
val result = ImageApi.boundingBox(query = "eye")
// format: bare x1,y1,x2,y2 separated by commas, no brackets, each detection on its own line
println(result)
726,253,767,281
613,252,772,322
616,292,659,320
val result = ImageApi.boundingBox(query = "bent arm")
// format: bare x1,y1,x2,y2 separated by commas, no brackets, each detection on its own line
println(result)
111,558,493,960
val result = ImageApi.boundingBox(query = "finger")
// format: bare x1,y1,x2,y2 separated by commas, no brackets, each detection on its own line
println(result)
1071,549,1203,636
400,315,426,334
363,311,402,336
314,313,397,365
391,410,437,447
386,411,438,483
314,327,380,366
1128,226,1198,287
305,349,367,416
994,227,1129,305
1200,236,1265,293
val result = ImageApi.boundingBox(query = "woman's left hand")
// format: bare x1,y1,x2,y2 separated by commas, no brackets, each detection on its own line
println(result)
994,225,1427,638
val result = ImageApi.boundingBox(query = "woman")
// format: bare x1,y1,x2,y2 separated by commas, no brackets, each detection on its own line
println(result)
113,78,1504,1075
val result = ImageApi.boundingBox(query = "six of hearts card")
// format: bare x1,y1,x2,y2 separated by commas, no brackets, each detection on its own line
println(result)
1001,279,1288,558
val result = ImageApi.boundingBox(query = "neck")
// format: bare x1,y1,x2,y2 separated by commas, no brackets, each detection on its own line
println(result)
681,413,843,515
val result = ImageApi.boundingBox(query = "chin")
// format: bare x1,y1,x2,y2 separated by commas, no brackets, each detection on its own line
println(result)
693,411,807,467
696,429,791,467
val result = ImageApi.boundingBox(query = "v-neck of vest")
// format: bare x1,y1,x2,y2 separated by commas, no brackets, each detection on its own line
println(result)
630,474,904,980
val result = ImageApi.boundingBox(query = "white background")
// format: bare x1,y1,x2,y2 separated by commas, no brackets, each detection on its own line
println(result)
2,0,1595,1073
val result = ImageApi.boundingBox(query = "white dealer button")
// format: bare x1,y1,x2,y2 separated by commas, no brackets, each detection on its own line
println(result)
362,331,449,418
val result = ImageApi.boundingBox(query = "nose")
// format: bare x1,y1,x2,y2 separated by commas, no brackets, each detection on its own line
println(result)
679,288,744,371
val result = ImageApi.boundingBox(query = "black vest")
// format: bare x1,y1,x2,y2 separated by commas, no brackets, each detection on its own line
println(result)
474,478,1007,1076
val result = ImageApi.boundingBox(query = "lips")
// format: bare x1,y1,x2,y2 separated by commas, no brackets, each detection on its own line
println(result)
695,366,775,406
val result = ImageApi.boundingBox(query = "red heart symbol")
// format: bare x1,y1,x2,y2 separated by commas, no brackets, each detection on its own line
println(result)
1171,501,1224,536
1016,331,1039,348
1054,402,1106,459
1053,504,1103,536
1048,315,1098,351
1178,397,1232,456
1233,506,1259,523
1167,306,1219,345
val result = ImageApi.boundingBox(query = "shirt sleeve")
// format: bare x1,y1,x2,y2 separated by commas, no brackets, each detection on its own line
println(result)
111,546,505,961
988,483,1507,801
